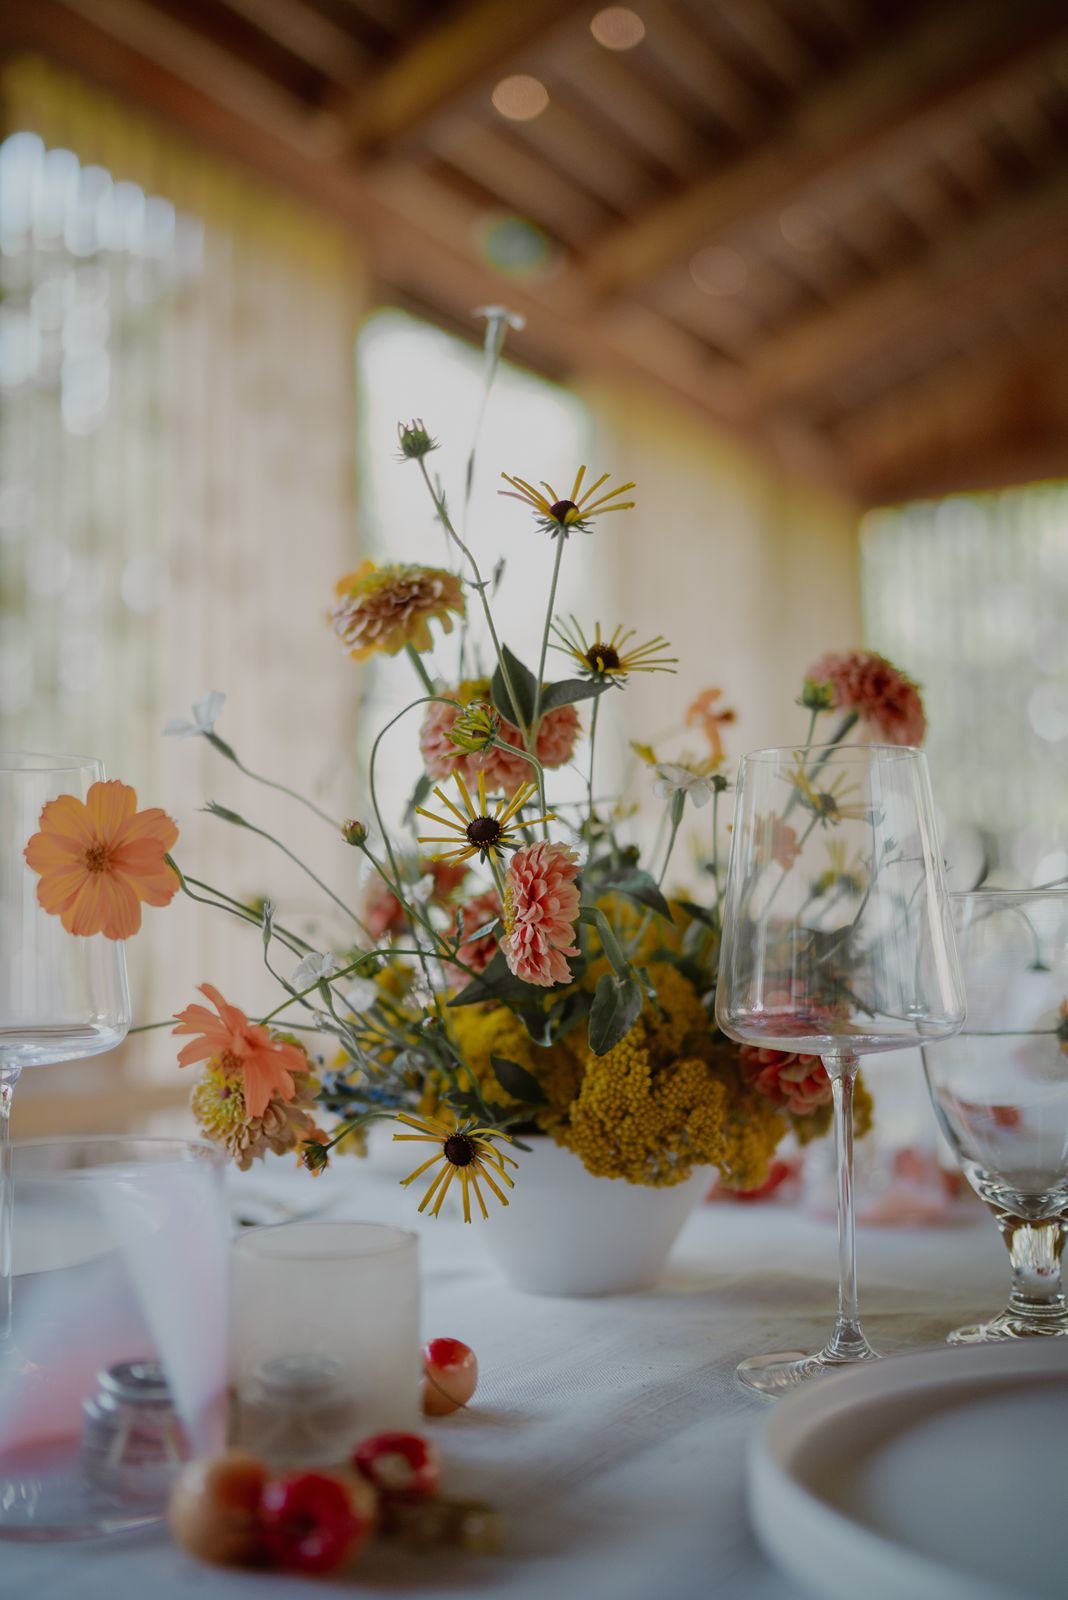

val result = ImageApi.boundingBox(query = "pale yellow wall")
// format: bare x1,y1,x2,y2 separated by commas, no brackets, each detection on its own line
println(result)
581,382,862,760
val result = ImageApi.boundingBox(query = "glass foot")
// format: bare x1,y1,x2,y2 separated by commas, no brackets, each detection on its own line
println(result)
948,1311,1068,1345
737,1339,881,1398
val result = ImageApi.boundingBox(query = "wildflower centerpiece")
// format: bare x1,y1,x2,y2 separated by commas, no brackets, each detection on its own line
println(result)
23,314,927,1292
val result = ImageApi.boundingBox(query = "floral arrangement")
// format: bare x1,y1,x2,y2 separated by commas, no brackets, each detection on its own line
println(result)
23,311,929,1220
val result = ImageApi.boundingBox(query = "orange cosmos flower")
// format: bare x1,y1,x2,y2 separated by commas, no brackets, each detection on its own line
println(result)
24,779,179,941
684,688,736,767
173,983,304,1119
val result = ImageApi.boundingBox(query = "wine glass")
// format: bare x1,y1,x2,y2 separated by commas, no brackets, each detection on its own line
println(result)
922,889,1068,1342
716,744,964,1396
0,755,131,1348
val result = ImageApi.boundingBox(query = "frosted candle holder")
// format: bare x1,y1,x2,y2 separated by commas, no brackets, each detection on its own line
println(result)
231,1221,419,1467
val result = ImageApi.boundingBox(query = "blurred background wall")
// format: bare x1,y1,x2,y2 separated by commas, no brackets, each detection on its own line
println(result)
0,0,1065,1134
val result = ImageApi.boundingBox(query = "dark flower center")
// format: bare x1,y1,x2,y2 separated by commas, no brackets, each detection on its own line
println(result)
587,644,621,672
815,793,839,818
84,843,110,873
549,499,578,522
466,815,502,848
443,1134,475,1167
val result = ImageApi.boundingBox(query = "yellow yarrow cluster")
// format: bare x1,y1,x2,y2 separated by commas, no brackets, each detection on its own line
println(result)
556,1023,731,1187
424,1003,581,1129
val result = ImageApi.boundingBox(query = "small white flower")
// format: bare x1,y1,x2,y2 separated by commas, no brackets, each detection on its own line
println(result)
653,763,715,808
474,304,526,332
343,978,379,1014
292,952,341,989
164,690,226,738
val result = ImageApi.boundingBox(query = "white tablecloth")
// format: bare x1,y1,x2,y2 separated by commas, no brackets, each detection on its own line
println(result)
0,1158,1005,1600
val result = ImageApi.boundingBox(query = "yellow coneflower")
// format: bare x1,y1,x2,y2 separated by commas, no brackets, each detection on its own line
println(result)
551,616,677,682
415,771,553,865
393,1112,517,1222
787,764,871,825
499,465,635,537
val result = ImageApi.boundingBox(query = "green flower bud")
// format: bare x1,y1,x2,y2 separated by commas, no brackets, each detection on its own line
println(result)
396,418,439,460
341,818,368,847
799,678,836,713
448,701,500,755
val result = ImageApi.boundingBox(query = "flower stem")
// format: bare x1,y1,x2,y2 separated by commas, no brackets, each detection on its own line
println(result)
202,815,365,932
416,457,528,742
206,735,338,830
585,695,601,860
531,534,565,734
405,644,436,694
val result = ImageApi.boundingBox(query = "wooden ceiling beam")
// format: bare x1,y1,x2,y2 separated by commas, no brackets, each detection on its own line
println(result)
744,164,1068,412
835,322,1068,503
344,0,580,155
217,0,369,85
56,0,335,153
582,0,1068,298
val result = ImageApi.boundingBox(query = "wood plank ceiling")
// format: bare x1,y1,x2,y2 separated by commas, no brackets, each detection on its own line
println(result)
3,0,1068,504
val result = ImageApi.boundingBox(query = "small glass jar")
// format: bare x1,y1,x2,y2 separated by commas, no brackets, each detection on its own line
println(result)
81,1360,189,1502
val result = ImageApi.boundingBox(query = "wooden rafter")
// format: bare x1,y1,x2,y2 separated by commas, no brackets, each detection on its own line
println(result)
582,0,1068,298
743,164,1068,412
344,0,580,154
840,323,1068,503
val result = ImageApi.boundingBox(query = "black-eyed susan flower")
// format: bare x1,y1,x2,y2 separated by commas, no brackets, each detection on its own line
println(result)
787,764,872,825
393,1112,517,1221
550,616,676,684
415,771,553,865
498,465,635,537
328,561,464,660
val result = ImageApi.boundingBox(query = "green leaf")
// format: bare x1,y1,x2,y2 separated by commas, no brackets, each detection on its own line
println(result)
448,949,557,1008
588,972,643,1056
490,1055,548,1106
675,898,716,927
591,867,672,920
538,677,613,713
490,646,537,729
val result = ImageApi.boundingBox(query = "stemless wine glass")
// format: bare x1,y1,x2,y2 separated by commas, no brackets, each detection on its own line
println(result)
922,889,1068,1342
0,755,131,1348
716,744,964,1396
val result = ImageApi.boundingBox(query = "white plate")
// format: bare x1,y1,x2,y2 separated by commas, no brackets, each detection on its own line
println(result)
749,1340,1068,1600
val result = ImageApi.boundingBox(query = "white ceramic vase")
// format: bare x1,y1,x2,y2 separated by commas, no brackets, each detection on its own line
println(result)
481,1136,709,1296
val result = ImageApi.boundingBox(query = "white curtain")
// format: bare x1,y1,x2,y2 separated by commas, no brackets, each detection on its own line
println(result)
1,58,363,1126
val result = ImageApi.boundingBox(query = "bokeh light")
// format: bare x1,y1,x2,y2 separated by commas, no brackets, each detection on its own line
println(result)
491,75,549,122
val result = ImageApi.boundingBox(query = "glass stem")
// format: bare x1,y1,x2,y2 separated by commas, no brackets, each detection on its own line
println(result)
822,1052,877,1363
998,1214,1066,1325
0,1067,19,1344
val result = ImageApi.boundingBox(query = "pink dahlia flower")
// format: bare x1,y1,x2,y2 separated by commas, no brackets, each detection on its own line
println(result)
420,687,579,795
502,841,581,988
453,889,502,977
739,1044,832,1117
805,649,926,747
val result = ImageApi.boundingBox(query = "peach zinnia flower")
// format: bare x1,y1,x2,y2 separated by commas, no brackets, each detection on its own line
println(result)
805,649,926,746
453,889,502,977
753,813,801,872
420,681,579,795
24,779,179,940
329,561,464,660
173,984,305,1118
502,841,581,987
684,687,736,767
739,1044,832,1117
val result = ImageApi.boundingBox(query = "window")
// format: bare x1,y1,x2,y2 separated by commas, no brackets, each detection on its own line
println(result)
861,484,1068,887
354,308,595,823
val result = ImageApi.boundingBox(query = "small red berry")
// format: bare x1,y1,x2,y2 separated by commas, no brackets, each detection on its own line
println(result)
422,1337,479,1416
353,1432,440,1503
260,1471,368,1575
